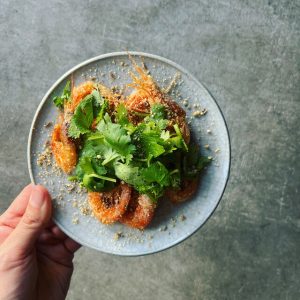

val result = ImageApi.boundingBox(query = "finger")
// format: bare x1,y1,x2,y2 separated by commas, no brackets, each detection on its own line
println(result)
64,238,81,253
51,226,68,240
0,184,34,224
3,185,52,256
38,231,54,243
38,226,67,243
0,226,13,244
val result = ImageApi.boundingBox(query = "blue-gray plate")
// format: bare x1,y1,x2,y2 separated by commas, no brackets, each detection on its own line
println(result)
28,52,230,256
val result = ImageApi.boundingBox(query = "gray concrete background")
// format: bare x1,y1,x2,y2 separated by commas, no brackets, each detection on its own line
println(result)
0,0,299,299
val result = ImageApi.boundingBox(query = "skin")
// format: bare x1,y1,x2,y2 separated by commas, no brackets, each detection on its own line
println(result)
0,184,80,300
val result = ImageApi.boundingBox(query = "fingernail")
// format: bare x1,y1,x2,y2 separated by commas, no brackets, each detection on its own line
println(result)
29,187,45,208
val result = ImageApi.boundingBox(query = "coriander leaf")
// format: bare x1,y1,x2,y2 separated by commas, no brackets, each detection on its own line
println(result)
68,118,81,138
82,174,108,191
91,158,107,175
169,169,181,188
116,103,129,126
76,156,116,191
97,114,135,163
77,156,95,174
94,99,108,125
53,80,71,109
197,156,212,170
148,104,168,130
80,138,124,167
115,103,137,135
102,148,121,165
140,162,170,186
182,144,211,178
150,103,166,120
91,89,104,105
114,163,144,186
68,95,94,138
68,175,78,182
73,95,94,131
160,130,170,141
115,162,171,201
140,131,165,162
173,124,188,152
53,96,64,109
62,80,71,99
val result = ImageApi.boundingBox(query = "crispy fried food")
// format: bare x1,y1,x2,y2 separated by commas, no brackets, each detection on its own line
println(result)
66,81,95,112
120,191,156,229
88,183,132,224
63,81,95,128
165,178,198,203
125,61,190,144
51,114,77,174
97,83,123,106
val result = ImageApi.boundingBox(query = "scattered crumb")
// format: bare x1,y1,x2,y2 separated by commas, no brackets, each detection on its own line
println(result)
170,217,177,228
159,225,168,232
114,232,124,240
182,99,189,107
111,85,120,93
207,129,212,134
79,205,91,216
109,71,116,80
215,148,220,153
72,216,79,225
179,214,186,221
37,145,52,167
44,122,53,128
204,144,210,149
192,108,207,117
119,61,127,67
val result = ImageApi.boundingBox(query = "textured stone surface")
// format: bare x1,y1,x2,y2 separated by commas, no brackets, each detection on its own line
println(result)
0,0,299,299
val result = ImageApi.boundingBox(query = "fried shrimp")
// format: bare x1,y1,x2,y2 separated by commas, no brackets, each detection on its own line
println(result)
97,83,123,106
88,183,132,224
120,191,156,229
52,81,94,173
165,179,198,203
63,81,95,127
51,114,77,174
66,81,95,112
125,60,190,143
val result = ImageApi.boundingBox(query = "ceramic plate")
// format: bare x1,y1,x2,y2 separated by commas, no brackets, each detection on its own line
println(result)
28,52,230,256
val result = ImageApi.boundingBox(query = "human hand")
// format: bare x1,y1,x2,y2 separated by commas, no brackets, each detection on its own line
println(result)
0,184,81,300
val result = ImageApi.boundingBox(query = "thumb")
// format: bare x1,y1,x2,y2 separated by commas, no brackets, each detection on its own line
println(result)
5,185,52,256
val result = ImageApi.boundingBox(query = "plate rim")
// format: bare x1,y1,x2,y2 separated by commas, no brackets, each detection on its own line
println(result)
27,51,231,256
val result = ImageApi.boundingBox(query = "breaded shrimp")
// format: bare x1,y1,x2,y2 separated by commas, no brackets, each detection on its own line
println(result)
125,60,190,144
88,183,132,224
63,81,95,127
66,81,95,112
51,114,77,174
52,81,94,173
97,83,123,107
120,191,156,229
165,178,198,203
